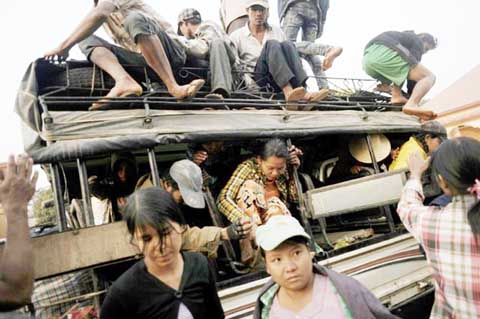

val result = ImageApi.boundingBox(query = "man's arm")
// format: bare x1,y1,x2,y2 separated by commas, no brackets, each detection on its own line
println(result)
44,1,116,61
0,155,38,310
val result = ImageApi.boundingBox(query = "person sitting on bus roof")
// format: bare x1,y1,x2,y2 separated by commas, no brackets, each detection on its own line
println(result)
44,0,205,110
217,138,302,265
100,188,225,319
230,0,329,103
0,155,38,311
253,215,399,319
389,121,447,172
363,30,438,120
136,159,252,258
177,8,239,99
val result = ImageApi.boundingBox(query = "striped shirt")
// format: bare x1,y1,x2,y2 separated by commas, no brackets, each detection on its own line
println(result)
397,179,480,318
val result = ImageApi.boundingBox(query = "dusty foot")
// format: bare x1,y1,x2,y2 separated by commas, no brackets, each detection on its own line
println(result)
173,79,205,100
402,105,437,121
322,47,343,70
89,78,142,110
304,88,329,102
391,96,408,105
285,87,306,102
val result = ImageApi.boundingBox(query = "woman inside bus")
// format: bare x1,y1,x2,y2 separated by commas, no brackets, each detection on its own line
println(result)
216,138,302,265
397,137,480,318
100,188,224,319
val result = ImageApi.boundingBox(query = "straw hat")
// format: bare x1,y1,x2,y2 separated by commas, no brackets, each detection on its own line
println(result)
348,134,391,164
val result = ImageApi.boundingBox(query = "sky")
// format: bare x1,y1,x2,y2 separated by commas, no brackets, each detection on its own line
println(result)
1,0,479,186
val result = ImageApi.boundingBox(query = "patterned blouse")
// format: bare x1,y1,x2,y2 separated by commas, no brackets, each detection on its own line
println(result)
217,157,298,222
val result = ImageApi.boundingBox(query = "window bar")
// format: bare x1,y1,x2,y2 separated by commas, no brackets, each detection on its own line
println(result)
365,135,396,233
50,163,68,231
77,159,95,227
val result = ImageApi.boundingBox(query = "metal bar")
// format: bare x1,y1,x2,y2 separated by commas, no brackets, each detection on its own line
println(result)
147,148,160,187
50,163,68,231
286,139,317,251
365,135,396,233
77,159,95,227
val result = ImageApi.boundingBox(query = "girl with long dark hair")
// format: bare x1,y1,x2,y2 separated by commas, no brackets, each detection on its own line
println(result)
100,188,224,319
397,137,480,318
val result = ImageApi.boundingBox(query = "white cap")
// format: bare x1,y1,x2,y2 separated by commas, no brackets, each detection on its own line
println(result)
245,0,269,9
256,215,310,251
169,160,205,209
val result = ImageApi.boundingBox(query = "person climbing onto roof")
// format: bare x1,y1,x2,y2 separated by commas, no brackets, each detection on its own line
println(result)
230,0,330,103
278,0,342,89
397,137,480,318
177,8,239,99
217,138,302,265
44,0,205,110
363,30,438,120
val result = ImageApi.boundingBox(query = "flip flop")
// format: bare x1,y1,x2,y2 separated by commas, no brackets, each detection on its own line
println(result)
178,79,205,101
89,92,142,111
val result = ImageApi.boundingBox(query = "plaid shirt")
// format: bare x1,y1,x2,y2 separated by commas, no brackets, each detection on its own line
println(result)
217,157,298,222
397,179,480,318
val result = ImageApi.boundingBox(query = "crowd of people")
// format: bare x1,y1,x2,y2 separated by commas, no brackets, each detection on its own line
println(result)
3,132,480,318
41,0,440,118
3,0,478,318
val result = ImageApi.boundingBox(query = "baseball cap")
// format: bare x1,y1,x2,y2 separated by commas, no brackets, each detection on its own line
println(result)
421,121,447,142
245,0,269,9
348,134,391,164
256,215,310,251
169,160,205,209
177,8,202,35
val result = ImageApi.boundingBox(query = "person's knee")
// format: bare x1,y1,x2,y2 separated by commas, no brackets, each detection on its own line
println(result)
264,40,281,49
280,40,295,50
124,12,155,42
210,38,227,50
78,35,107,58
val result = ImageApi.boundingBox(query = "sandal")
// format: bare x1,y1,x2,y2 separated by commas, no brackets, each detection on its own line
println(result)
89,91,142,111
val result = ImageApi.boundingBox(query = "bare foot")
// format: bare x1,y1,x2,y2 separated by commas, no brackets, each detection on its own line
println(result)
171,79,205,100
322,47,343,70
304,88,329,102
285,87,306,102
89,77,142,110
391,96,408,105
402,106,437,121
